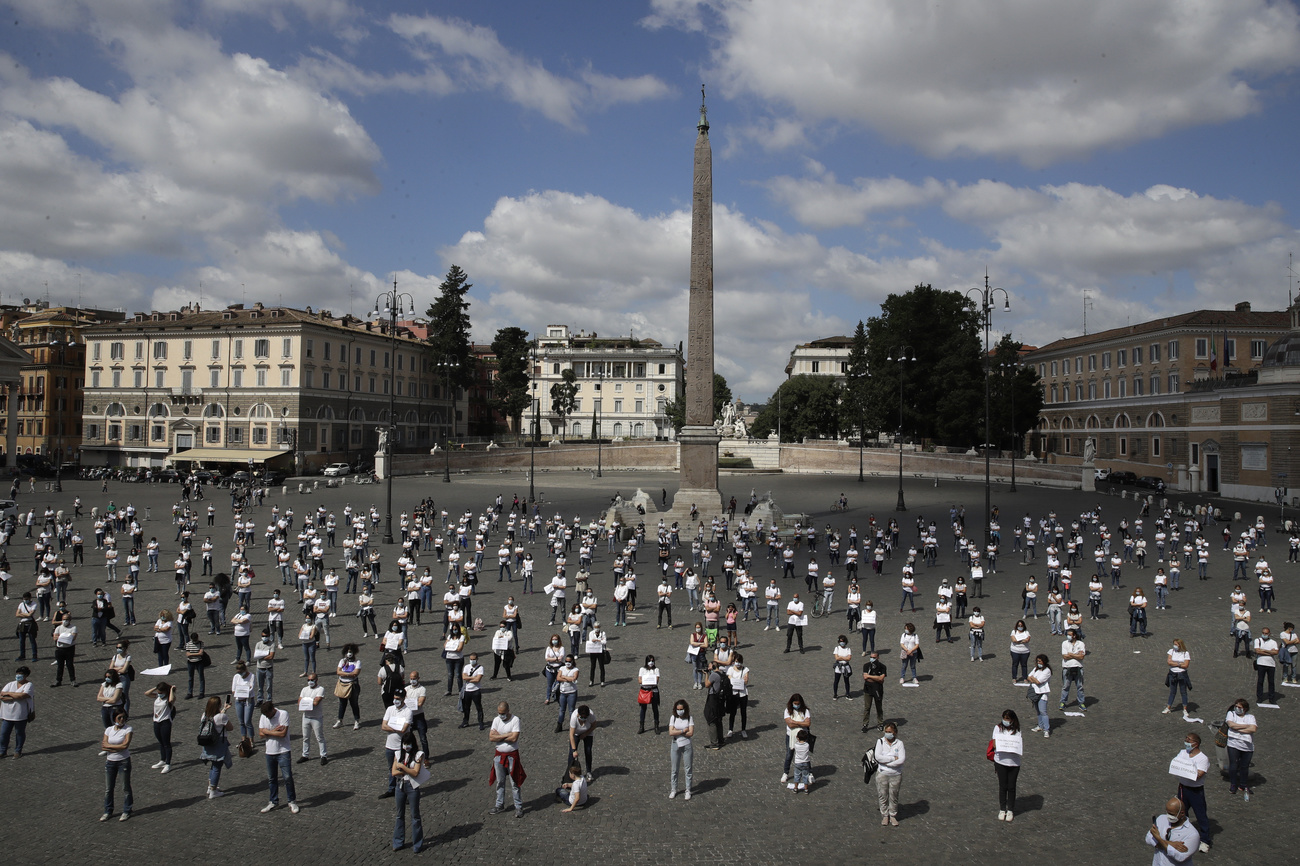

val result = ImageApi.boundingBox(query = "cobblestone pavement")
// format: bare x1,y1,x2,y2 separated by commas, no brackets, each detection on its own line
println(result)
2,471,1295,863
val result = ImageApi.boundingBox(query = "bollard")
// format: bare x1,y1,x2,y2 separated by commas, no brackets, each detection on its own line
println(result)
145,507,151,520
298,482,306,494
1233,511,1242,522
282,485,287,496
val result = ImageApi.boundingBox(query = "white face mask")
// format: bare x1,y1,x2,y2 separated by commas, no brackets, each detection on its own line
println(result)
676,709,686,718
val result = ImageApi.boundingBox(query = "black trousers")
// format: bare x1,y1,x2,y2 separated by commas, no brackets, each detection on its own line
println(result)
461,690,483,724
54,645,76,683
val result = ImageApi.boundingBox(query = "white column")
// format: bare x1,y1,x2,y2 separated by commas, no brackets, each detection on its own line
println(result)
4,382,16,469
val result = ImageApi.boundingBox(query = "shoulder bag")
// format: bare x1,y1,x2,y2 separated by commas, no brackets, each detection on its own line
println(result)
334,679,353,699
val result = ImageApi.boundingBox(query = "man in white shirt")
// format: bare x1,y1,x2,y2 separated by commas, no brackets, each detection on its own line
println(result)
1145,796,1200,865
1060,629,1086,711
1176,733,1213,853
459,654,485,730
0,666,34,757
380,686,413,797
258,700,299,813
1253,627,1279,704
568,704,596,781
297,674,327,765
489,701,524,817
784,594,806,653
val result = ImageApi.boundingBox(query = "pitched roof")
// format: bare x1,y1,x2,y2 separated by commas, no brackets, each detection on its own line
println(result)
84,305,428,346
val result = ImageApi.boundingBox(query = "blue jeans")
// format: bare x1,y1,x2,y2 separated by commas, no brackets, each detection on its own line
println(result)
393,783,424,851
493,753,523,811
1011,652,1029,680
670,739,693,792
265,750,296,804
900,655,916,680
1167,672,1189,707
969,631,984,660
104,758,133,816
1155,587,1168,608
556,691,576,728
0,718,27,755
256,667,274,702
1227,747,1252,790
302,642,317,674
1031,693,1049,732
1060,667,1085,705
793,759,812,789
235,698,256,739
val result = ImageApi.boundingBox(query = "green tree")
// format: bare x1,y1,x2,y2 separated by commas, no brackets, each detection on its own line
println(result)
550,367,578,439
864,284,983,446
990,335,1045,454
425,264,476,393
490,327,531,434
842,320,871,442
666,373,731,433
749,375,843,442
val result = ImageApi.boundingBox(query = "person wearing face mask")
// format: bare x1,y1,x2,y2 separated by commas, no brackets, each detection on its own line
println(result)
199,695,235,798
832,635,854,700
554,655,579,734
491,621,516,681
1173,733,1212,853
379,686,413,797
402,671,429,758
860,652,887,732
459,654,485,730
253,630,276,704
991,710,1023,822
1164,639,1192,717
334,645,362,731
257,699,299,814
968,607,986,662
782,693,812,781
726,653,750,739
1252,627,1279,704
543,634,565,704
688,623,709,689
784,594,806,654
637,655,662,734
873,721,905,824
488,702,525,817
100,710,134,822
1027,655,1051,738
667,699,694,800
586,622,609,687
1010,620,1031,684
1145,795,1201,865
568,704,596,781
1224,699,1257,798
296,673,327,765
899,623,920,684
0,666,34,758
443,625,466,698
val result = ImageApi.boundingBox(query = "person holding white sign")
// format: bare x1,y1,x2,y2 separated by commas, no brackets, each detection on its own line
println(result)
1172,732,1212,853
1027,655,1051,737
586,623,608,687
380,686,413,797
992,709,1023,822
297,673,326,765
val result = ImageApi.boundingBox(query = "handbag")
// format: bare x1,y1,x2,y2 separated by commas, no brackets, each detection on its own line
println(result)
986,739,996,761
334,680,353,699
862,749,878,783
637,688,653,705
915,646,924,662
601,649,611,665
237,736,254,758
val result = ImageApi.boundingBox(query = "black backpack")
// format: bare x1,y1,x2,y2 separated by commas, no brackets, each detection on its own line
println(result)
197,715,218,747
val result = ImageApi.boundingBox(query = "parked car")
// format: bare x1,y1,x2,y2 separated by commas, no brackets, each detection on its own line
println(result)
258,471,286,486
0,499,17,521
192,469,222,484
1136,475,1164,490
155,469,182,483
322,463,352,477
1108,471,1138,485
1094,467,1111,481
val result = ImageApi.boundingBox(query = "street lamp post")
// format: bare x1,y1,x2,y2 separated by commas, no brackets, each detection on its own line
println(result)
967,274,1010,546
593,363,604,477
50,333,75,493
437,356,460,483
1001,361,1018,493
371,279,415,546
529,342,540,505
887,346,915,512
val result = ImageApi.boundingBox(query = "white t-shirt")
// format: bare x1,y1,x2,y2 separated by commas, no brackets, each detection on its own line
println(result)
668,713,693,746
1,680,33,721
1028,666,1051,694
490,714,521,753
638,666,660,687
1253,638,1278,667
784,708,810,747
566,774,589,807
299,684,324,718
104,723,132,762
1226,711,1256,751
1010,629,1030,654
259,709,290,755
383,705,413,751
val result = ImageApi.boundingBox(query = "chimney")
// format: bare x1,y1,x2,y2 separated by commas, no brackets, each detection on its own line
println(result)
1235,301,1251,313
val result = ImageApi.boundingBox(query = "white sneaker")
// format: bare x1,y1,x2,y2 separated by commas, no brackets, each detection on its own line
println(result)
780,773,788,783
726,730,734,738
1043,731,1050,738
160,764,171,774
1161,706,1172,714
152,760,166,769
807,775,814,784
261,802,276,813
668,790,677,799
998,810,1007,821
1005,812,1014,822
208,788,225,799
332,720,342,729
288,802,300,814
353,721,360,731
1030,726,1042,732
683,789,691,800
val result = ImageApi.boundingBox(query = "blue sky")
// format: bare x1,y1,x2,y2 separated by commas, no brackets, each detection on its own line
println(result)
2,0,1299,401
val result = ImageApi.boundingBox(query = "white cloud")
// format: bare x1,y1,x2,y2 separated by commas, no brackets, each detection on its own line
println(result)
650,0,1300,165
766,162,948,229
440,190,852,399
388,15,670,129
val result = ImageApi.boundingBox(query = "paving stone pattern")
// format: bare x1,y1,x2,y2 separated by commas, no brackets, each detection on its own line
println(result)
2,473,1295,862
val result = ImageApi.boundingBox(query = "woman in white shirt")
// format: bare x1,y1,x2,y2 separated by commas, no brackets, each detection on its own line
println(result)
97,670,126,729
382,621,406,668
898,624,920,684
1045,590,1064,636
667,698,694,800
1027,655,1051,737
143,680,177,772
199,695,234,799
442,625,466,698
874,722,905,825
1165,638,1192,715
968,608,986,662
860,601,877,654
543,634,565,704
934,597,952,643
688,623,709,689
726,654,750,739
108,641,133,716
152,609,174,668
1281,622,1299,685
1128,588,1149,637
335,645,362,729
100,710,134,821
992,709,1023,822
1224,699,1257,796
781,693,811,782
832,635,854,700
1010,620,1031,683
565,603,585,657
637,655,661,734
230,661,256,740
358,588,378,638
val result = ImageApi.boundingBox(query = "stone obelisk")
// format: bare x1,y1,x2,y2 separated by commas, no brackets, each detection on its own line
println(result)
671,89,723,518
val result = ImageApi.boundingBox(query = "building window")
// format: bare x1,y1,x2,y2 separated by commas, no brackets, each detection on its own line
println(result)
110,342,125,360
232,369,243,388
1195,338,1207,359
112,371,121,388
212,340,221,359
1224,339,1235,362
91,371,101,388
93,343,102,361
252,427,268,444
1117,349,1127,367
234,339,244,359
1152,437,1161,458
635,399,644,413
810,361,820,373
304,371,313,388
1051,361,1058,377
1118,378,1126,398
210,370,220,389
87,423,99,439
1150,375,1159,395
1119,436,1127,456
1087,355,1096,372
206,426,220,443
1050,384,1058,403
1103,380,1111,399
153,342,167,360
1251,339,1266,360
614,399,623,413
658,363,665,375
1133,346,1142,365
369,377,376,393
384,352,390,369
256,369,267,387
1101,352,1111,370
108,423,121,441
151,424,165,442
1151,343,1161,362
1133,377,1143,396
323,343,330,361
229,427,244,444
1077,384,1084,401
155,370,165,389
321,371,330,389
128,424,142,441
282,369,293,387
183,340,192,360
1191,442,1200,465
553,363,560,375
370,350,377,366
1168,341,1179,360
254,339,270,359
133,371,144,388
287,338,296,357
1168,373,1179,393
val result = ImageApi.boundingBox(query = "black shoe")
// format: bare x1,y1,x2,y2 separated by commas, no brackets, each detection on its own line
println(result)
49,683,60,688
320,756,328,765
185,693,194,700
297,756,309,764
379,790,395,799
459,722,469,728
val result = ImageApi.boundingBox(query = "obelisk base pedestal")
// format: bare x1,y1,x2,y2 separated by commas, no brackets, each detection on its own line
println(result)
667,425,723,523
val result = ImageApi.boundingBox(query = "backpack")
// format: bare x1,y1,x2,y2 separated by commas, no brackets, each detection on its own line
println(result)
716,671,734,700
197,715,218,747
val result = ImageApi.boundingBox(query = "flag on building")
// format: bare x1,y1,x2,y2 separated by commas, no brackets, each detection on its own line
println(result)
1209,333,1217,372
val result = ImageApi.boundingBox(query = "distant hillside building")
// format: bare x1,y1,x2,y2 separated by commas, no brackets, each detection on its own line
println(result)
785,336,852,379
